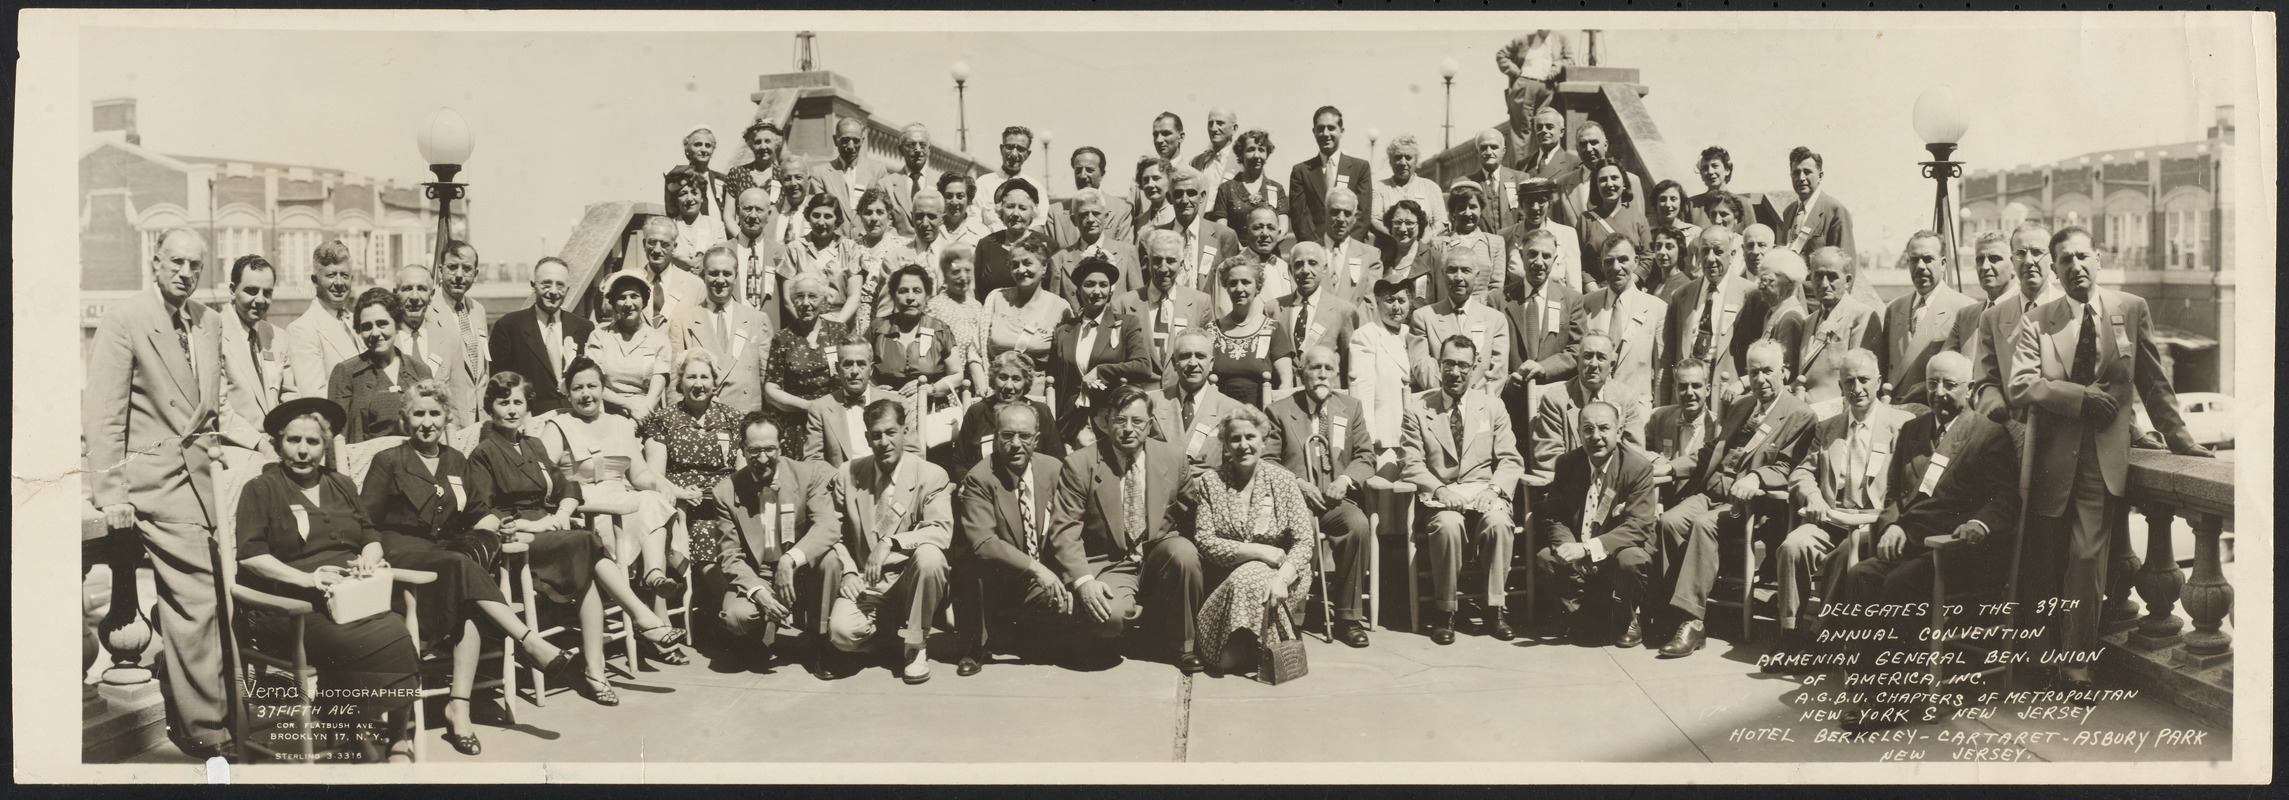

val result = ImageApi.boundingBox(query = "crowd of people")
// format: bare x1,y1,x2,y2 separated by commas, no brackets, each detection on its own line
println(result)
85,35,2218,761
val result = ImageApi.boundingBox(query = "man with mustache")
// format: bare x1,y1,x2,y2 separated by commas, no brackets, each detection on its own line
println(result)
1261,345,1377,647
86,227,233,758
217,254,292,467
1645,358,1714,508
283,239,360,402
1534,401,1660,648
1312,189,1384,308
487,258,594,415
2008,226,2211,701
1400,335,1527,644
1778,145,1855,259
1515,107,1583,188
1288,105,1374,246
1971,223,2064,421
1766,348,1914,667
1874,230,1978,406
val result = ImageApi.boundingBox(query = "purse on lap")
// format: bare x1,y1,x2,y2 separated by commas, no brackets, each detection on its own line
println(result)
1255,601,1310,685
324,569,392,625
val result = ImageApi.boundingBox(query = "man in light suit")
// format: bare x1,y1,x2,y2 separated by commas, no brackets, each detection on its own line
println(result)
636,217,709,332
810,117,891,236
976,126,1049,235
1653,339,1820,658
1744,249,1809,377
1189,107,1240,188
1527,331,1650,481
84,228,232,758
1768,349,1915,665
1972,223,2064,421
488,259,595,416
818,399,955,684
282,239,359,402
1460,129,1531,236
1149,332,1244,469
432,240,490,420
1779,146,1855,258
1661,226,1752,406
1348,278,1421,456
216,255,292,467
1047,189,1144,304
1313,192,1385,306
1264,346,1379,647
712,413,841,673
1047,386,1208,674
1407,248,1510,392
1551,241,1666,404
1157,165,1243,295
1107,230,1216,388
1273,242,1360,383
1049,147,1134,250
727,187,794,323
1535,402,1661,647
1288,105,1374,244
1942,232,2018,394
1875,231,1979,407
2007,226,2211,698
803,342,908,465
1793,247,1881,412
952,404,1080,674
391,264,467,427
1498,176,1582,296
870,123,943,238
1401,336,1528,644
673,247,772,414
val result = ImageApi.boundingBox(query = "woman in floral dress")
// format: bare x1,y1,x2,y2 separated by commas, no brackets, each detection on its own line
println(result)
925,245,990,394
763,273,850,456
639,348,746,663
1191,405,1315,675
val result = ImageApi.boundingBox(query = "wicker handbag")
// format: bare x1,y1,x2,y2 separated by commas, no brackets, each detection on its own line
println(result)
1255,600,1310,685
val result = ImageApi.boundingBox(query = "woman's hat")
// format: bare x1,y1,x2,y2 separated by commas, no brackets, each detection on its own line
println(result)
1071,256,1122,288
265,396,346,439
605,270,654,303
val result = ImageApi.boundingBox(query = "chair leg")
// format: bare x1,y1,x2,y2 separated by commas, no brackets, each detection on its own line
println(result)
519,559,546,707
1929,556,1948,689
1742,514,1758,641
1405,523,1422,634
1366,509,1380,631
292,621,315,761
497,566,518,724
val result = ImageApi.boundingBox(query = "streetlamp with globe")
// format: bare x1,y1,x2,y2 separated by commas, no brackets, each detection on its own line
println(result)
417,107,475,268
951,60,972,153
1439,58,1459,152
1913,85,1969,291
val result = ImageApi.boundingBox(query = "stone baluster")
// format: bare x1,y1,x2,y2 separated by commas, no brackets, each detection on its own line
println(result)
2130,503,2186,649
2103,501,2143,625
2177,512,2232,663
95,527,156,687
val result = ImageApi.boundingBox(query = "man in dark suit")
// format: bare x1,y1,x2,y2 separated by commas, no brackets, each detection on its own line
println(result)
1644,359,1716,507
1272,244,1360,382
1288,105,1373,245
1661,226,1753,406
85,228,233,758
1047,190,1144,303
1652,339,1819,657
488,258,595,416
1972,224,2063,421
1535,402,1661,646
1515,107,1582,185
809,117,891,237
2007,226,2211,697
1874,231,1979,406
1047,386,1208,673
1263,346,1379,647
1049,258,1160,450
713,413,841,671
1779,146,1854,258
1503,227,1585,465
1461,129,1531,235
952,403,1078,674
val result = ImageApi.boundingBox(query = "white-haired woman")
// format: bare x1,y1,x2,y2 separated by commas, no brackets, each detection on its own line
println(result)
639,346,747,662
763,272,851,455
1372,134,1447,242
1188,405,1315,677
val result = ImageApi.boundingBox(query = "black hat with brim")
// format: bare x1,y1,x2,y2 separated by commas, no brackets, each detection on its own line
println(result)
265,396,347,439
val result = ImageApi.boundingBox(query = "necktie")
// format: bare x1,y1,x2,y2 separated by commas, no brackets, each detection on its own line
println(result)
1121,462,1146,551
1182,396,1196,432
173,308,194,378
1018,476,1039,557
1583,468,1606,530
1449,402,1465,450
1522,294,1542,359
1845,421,1870,507
718,309,732,353
2070,304,2098,385
1694,285,1716,361
1293,300,1310,348
542,316,562,377
457,304,481,380
1606,294,1627,342
746,250,763,307
247,333,265,388
869,465,902,545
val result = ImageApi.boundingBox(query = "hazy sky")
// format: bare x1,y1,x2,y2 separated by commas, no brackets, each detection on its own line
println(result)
79,13,2259,265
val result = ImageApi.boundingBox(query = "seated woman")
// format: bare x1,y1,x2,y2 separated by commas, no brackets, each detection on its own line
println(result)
868,264,964,448
357,381,573,756
466,371,685,706
233,397,420,762
588,271,672,421
925,245,992,395
639,347,746,657
539,357,682,635
763,273,850,457
1050,256,1159,450
330,288,434,444
982,232,1070,401
1204,261,1296,408
1190,406,1316,677
951,351,1062,474
1378,199,1434,305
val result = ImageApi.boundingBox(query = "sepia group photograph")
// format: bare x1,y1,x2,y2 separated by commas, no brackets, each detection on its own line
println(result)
12,7,2273,785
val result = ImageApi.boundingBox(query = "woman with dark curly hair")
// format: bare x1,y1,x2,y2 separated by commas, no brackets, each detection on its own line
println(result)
1208,128,1289,241
330,287,434,444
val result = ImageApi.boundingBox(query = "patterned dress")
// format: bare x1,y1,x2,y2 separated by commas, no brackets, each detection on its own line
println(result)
926,293,987,381
637,400,744,565
1193,462,1315,665
765,318,850,455
1206,314,1295,408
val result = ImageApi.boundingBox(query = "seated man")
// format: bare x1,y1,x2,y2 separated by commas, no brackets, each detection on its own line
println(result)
1644,358,1716,506
1263,346,1378,647
1047,386,1208,673
1768,348,1913,669
1526,332,1647,484
1534,402,1660,646
801,341,906,464
819,399,955,684
1833,353,2022,731
951,403,1081,675
712,412,841,673
1150,331,1243,469
1401,335,1527,644
1652,338,1819,658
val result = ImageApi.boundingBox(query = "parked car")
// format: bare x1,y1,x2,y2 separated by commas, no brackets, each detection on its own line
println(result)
2134,392,2234,449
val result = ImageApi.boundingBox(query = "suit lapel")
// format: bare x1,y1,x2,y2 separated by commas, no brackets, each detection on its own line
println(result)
1093,457,1128,551
145,303,197,403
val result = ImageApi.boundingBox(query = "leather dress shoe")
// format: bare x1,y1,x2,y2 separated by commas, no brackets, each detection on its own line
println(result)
1488,613,1516,642
1176,652,1206,675
1335,620,1371,648
1658,619,1706,658
899,645,932,684
1614,613,1644,649
1429,612,1457,646
956,653,985,677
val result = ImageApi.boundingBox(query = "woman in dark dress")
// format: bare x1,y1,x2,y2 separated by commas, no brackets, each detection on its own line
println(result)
329,288,433,444
357,380,573,756
233,397,420,762
1204,261,1296,408
1208,129,1289,243
762,273,850,457
465,371,684,707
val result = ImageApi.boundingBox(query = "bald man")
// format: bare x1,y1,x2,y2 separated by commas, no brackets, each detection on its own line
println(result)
392,264,469,425
1150,330,1245,469
1527,331,1648,486
86,227,233,757
1316,188,1386,304
1155,165,1243,294
489,258,596,414
1459,129,1529,234
810,117,890,233
1769,348,1914,665
1264,345,1379,646
1873,231,1978,406
871,123,943,238
1189,107,1240,187
1407,247,1511,392
1288,105,1374,244
1793,246,1883,413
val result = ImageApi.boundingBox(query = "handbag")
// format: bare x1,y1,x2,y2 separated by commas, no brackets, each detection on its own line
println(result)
1255,600,1310,685
324,569,392,625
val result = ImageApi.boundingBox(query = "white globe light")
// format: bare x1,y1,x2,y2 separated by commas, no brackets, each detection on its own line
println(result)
416,107,475,167
1912,85,1969,146
1439,58,1459,79
950,60,971,82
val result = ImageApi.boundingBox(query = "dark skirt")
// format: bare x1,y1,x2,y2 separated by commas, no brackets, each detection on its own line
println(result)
376,530,509,649
526,527,604,605
243,607,420,721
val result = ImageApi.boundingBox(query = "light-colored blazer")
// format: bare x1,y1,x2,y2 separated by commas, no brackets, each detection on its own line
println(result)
218,310,292,451
825,453,955,575
1149,384,1245,468
1526,379,1648,486
85,288,225,524
672,300,773,414
1788,403,1916,513
283,301,360,403
1877,284,1979,403
1408,300,1511,391
1794,295,1881,406
1400,387,1526,494
872,167,944,237
1347,322,1418,449
801,386,907,466
1972,284,2062,413
2008,288,2197,517
1562,285,1667,402
433,296,490,425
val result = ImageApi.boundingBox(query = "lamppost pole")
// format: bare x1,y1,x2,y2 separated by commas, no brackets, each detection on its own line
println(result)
417,108,475,269
951,61,972,154
1439,58,1459,153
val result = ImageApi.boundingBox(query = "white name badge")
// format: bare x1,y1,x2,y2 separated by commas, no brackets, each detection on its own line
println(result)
1188,421,1216,456
1542,306,1562,335
977,434,997,453
1742,422,1774,456
1329,418,1349,449
447,475,467,510
1918,453,1949,496
1307,322,1326,344
716,431,734,459
425,351,444,372
776,504,799,546
733,329,751,360
1347,256,1365,283
1468,323,1487,350
1254,330,1274,359
2111,319,2131,354
1335,174,1351,189
1201,246,1219,268
289,504,311,541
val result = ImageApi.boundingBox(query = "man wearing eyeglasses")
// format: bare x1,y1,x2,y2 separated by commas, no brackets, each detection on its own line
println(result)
951,403,1078,674
1262,346,1378,647
1970,223,2064,422
808,117,889,237
1047,385,1209,674
871,123,943,239
714,413,841,673
976,126,1049,235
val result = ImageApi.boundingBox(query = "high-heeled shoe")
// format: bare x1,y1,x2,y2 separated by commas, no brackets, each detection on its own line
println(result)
638,623,690,665
515,631,574,679
442,696,482,756
572,673,620,707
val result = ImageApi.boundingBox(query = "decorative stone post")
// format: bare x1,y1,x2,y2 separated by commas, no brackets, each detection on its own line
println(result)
2177,512,2232,663
2130,504,2185,649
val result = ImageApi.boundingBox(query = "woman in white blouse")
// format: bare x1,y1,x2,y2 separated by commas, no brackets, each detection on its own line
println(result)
588,272,672,419
982,234,1070,402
